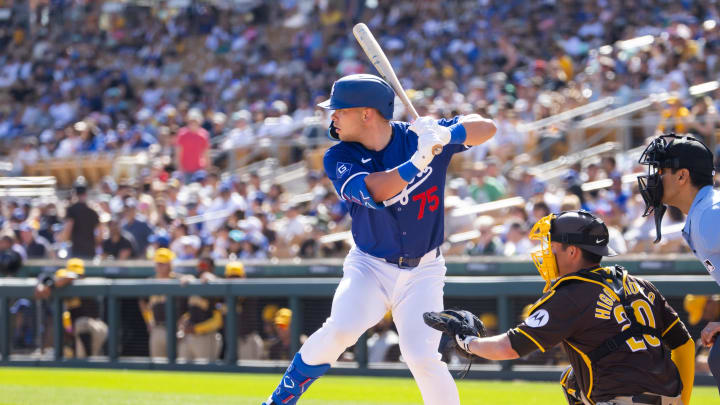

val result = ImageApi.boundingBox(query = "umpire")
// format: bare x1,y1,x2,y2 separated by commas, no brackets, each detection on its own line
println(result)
444,210,694,405
638,133,720,393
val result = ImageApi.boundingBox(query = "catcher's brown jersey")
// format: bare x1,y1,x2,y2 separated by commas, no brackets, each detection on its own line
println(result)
507,266,690,404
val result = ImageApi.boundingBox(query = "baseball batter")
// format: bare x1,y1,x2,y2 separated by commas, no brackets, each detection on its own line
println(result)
433,210,694,405
262,73,496,405
638,133,720,393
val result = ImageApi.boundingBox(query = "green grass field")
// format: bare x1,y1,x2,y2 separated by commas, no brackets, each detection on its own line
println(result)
0,367,717,405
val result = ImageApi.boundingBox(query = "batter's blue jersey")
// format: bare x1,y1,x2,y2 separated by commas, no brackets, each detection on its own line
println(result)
323,117,469,260
682,185,720,286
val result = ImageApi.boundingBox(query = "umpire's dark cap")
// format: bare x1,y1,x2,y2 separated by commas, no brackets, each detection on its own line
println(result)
662,135,715,175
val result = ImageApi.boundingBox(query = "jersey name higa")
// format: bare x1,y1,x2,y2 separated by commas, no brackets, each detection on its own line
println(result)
323,118,470,259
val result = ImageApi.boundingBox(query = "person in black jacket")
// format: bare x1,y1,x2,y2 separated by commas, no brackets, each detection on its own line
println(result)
63,177,99,258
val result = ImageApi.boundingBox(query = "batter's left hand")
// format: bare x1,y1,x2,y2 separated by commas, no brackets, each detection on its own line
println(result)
701,321,720,347
410,116,450,146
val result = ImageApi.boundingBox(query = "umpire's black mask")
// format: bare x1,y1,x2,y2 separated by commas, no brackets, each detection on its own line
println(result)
638,133,714,243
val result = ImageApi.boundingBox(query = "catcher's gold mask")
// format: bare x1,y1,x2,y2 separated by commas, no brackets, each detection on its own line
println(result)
529,213,559,292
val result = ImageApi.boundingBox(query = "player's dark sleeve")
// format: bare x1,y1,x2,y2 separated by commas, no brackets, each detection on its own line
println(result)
643,280,692,349
507,328,542,357
507,289,582,357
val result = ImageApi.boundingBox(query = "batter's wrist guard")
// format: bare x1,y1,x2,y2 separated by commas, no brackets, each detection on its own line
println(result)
398,160,421,182
267,353,330,405
448,123,467,144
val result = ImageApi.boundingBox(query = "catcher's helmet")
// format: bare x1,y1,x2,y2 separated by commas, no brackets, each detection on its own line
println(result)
317,74,395,120
529,210,617,292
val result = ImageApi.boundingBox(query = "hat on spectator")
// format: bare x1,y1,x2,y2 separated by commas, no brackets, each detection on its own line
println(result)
192,170,207,183
74,176,88,195
54,268,79,279
219,181,232,193
187,108,203,122
73,121,88,132
232,109,251,122
270,100,288,115
212,112,227,125
179,235,201,250
148,231,170,248
66,258,85,276
40,129,54,143
229,230,246,243
262,305,280,323
137,108,152,121
274,308,292,329
225,261,246,278
154,248,175,264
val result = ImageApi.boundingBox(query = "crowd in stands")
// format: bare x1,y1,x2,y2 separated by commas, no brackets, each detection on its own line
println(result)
1,1,720,264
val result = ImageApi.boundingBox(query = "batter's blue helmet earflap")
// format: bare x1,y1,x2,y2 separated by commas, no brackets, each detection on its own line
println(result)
638,133,715,243
318,74,395,121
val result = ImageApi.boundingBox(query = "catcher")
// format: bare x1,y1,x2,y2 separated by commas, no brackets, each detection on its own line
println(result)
425,210,695,405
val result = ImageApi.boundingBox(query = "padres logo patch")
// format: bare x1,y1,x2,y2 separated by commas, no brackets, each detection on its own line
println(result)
525,309,550,328
336,162,352,178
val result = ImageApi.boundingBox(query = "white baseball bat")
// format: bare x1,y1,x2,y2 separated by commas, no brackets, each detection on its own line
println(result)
353,23,443,156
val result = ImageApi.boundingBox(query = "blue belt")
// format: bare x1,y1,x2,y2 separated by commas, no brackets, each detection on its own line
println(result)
384,247,440,269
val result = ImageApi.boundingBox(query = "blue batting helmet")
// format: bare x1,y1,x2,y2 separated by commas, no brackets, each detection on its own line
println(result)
317,74,395,120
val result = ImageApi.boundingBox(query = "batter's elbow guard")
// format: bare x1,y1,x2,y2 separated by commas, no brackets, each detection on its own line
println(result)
560,366,583,405
342,174,383,209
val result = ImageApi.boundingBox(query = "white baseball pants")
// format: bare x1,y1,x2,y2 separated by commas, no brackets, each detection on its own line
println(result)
298,247,460,405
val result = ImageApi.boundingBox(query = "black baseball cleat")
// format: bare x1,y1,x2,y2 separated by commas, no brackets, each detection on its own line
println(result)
261,397,276,405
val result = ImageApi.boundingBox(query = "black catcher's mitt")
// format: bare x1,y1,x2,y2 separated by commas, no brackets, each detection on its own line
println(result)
423,309,487,359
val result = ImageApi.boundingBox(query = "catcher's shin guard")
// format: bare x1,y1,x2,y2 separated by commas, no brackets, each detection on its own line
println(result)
560,366,583,405
264,353,330,405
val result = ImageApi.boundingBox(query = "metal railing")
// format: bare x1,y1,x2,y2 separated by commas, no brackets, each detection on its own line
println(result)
0,275,716,383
